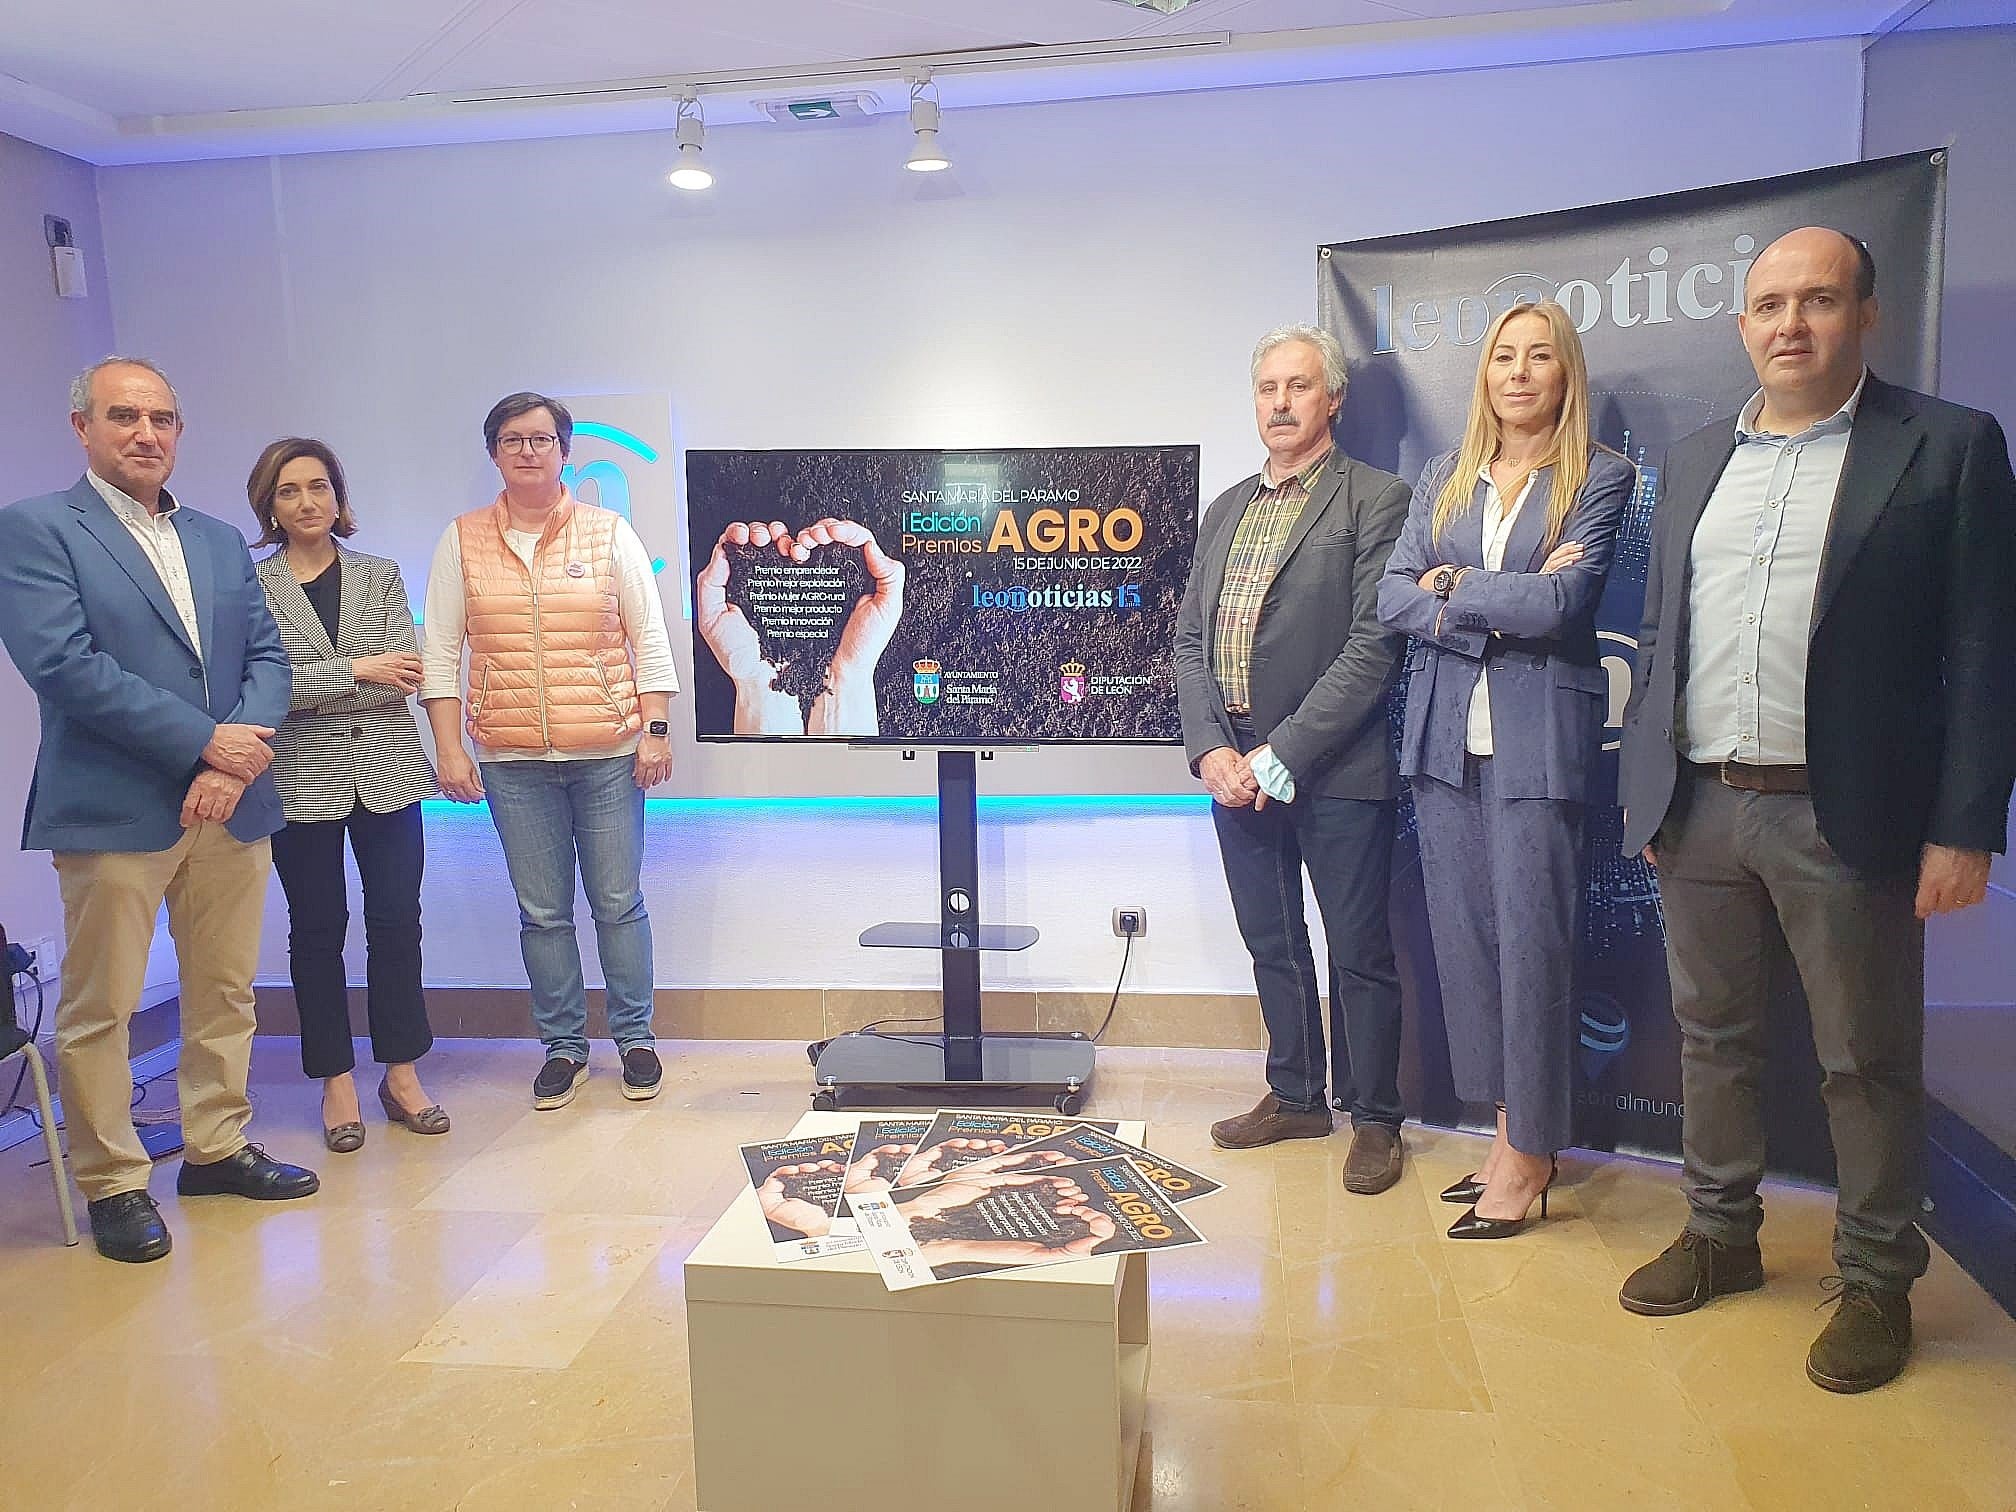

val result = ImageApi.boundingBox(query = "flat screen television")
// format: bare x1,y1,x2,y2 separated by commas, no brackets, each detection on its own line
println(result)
685,447,1199,744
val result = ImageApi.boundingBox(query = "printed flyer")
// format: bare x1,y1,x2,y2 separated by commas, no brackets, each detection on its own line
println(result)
739,1131,864,1262
838,1116,934,1218
854,1157,1208,1289
891,1110,1119,1189
1002,1125,1222,1205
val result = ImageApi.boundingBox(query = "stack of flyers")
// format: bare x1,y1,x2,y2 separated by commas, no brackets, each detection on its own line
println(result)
852,1156,1208,1289
890,1110,1120,1189
739,1131,866,1262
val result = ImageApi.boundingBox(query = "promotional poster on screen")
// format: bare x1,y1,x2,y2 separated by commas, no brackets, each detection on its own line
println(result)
891,1110,1121,1189
852,1157,1208,1289
739,1133,865,1262
684,448,1199,743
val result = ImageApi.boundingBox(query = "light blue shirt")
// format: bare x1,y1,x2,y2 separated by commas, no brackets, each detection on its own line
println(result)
1680,373,1865,765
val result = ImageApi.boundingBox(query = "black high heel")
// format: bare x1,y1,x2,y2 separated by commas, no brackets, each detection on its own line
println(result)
1444,1103,1507,1204
1440,1174,1485,1205
1447,1155,1558,1240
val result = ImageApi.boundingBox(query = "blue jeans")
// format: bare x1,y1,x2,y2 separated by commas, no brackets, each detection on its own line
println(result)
481,755,655,1061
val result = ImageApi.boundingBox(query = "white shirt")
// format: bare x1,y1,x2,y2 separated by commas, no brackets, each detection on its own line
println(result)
1680,373,1864,765
421,510,680,764
88,471,203,658
1465,467,1537,757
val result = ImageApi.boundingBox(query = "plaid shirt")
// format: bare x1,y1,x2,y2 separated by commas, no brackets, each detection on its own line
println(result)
1212,450,1331,712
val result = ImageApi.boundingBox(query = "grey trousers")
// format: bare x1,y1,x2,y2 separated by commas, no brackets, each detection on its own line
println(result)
1653,768,1930,1291
1412,757,1584,1155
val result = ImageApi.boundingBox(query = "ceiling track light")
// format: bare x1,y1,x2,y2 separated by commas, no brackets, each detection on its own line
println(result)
667,92,713,190
905,74,950,174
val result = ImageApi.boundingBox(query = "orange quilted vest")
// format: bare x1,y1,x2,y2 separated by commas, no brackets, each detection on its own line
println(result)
456,492,641,752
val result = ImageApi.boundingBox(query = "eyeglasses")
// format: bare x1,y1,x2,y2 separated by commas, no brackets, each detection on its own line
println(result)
496,433,559,455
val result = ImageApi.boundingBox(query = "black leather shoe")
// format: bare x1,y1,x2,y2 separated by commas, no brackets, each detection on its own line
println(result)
176,1143,320,1201
1440,1173,1486,1205
1447,1156,1557,1238
86,1190,171,1263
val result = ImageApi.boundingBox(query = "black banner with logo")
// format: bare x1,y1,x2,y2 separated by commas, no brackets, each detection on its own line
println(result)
1320,151,1946,1174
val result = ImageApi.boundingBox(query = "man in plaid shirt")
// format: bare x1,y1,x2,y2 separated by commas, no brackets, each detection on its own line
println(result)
1174,325,1414,1195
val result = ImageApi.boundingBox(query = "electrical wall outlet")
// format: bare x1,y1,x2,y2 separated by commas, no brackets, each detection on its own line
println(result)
1111,907,1147,938
27,935,60,977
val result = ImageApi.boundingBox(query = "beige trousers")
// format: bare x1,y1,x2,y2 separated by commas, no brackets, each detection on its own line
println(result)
51,821,271,1201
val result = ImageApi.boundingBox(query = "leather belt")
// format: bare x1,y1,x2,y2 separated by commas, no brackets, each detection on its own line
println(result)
1689,759,1809,794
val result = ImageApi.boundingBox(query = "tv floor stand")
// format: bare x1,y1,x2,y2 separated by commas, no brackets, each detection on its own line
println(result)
807,748,1095,1113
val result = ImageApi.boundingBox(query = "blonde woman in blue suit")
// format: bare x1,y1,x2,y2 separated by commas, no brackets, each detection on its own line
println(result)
1378,301,1633,1240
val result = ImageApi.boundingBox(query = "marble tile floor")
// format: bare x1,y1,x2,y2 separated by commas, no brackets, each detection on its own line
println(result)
0,1038,2010,1512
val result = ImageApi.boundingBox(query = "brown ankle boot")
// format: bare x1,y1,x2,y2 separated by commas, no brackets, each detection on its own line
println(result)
1807,1280,1912,1393
1618,1229,1765,1316
1210,1092,1333,1150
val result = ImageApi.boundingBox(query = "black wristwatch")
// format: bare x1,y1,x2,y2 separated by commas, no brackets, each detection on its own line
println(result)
646,720,670,738
1430,566,1459,598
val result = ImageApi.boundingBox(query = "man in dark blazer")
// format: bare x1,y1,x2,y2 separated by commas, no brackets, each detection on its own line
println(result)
0,358,320,1264
1617,229,2016,1392
1175,324,1414,1194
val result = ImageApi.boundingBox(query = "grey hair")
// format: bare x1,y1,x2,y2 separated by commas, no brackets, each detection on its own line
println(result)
1250,324,1349,401
70,356,183,421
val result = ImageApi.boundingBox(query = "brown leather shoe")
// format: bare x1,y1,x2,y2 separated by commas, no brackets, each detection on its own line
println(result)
1341,1122,1404,1194
1807,1281,1911,1393
1618,1229,1765,1316
1210,1093,1333,1150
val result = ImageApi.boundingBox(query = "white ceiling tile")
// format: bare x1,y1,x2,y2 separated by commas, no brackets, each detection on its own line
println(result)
0,1,478,117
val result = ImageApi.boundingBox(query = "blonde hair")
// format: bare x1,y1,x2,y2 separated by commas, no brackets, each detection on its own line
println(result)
1430,300,1597,552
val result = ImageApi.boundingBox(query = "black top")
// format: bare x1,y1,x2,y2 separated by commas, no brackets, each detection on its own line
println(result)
300,559,341,645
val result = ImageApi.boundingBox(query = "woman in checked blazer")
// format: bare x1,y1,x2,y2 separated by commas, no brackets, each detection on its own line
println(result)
249,438,447,1152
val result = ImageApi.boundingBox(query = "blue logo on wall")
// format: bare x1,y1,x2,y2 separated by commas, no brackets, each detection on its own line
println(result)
562,421,667,576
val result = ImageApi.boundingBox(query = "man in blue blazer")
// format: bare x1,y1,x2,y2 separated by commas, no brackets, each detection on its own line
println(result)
1617,231,2016,1392
0,358,319,1263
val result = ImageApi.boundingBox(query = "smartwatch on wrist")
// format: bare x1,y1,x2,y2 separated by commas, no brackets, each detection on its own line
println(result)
646,720,670,738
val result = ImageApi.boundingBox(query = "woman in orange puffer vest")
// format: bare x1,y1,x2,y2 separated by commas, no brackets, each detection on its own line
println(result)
420,392,679,1111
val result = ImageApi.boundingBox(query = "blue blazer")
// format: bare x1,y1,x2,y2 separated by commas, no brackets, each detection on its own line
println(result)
0,476,291,853
1377,447,1634,803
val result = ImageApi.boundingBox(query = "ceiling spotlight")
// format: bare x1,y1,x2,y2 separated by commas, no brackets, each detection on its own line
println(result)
905,76,949,174
667,94,713,191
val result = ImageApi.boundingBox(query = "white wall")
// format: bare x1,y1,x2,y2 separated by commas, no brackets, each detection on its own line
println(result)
85,41,1866,994
0,132,116,972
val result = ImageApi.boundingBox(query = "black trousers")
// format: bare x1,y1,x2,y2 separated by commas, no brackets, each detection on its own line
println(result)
269,800,432,1080
1210,725,1404,1124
